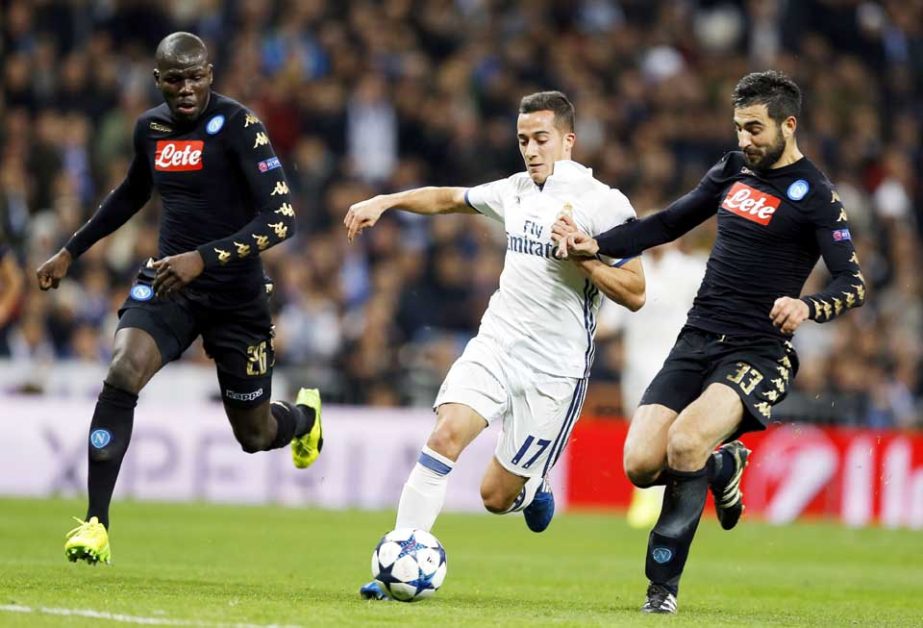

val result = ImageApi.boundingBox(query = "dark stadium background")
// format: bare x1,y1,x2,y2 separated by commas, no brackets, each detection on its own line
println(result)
1,0,920,427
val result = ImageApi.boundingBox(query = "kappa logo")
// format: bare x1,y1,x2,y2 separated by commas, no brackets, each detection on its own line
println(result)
225,388,264,402
149,121,172,134
721,182,781,226
155,141,204,171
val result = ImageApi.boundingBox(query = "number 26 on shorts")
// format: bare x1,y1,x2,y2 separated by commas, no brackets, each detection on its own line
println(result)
511,435,552,469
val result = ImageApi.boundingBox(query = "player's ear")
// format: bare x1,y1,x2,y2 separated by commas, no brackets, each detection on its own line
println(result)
207,64,214,85
782,116,797,139
564,131,576,150
152,68,160,86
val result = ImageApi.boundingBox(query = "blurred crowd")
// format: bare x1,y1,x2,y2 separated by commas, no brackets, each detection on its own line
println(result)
1,0,921,428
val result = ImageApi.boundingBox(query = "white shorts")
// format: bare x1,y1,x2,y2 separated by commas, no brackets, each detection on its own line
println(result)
434,335,588,478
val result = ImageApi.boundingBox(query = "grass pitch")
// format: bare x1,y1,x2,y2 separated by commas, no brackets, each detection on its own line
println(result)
0,498,920,626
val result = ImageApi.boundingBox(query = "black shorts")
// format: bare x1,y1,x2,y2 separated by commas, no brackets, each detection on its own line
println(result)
640,326,799,440
117,263,275,407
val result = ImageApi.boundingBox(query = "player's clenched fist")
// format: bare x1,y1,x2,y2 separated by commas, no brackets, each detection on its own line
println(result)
344,196,389,243
769,296,810,335
36,248,73,290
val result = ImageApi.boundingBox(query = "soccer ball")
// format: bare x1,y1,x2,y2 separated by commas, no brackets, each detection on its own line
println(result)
370,528,447,602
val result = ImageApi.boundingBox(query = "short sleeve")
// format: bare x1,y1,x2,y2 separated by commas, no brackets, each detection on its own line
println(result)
593,188,638,267
465,177,514,223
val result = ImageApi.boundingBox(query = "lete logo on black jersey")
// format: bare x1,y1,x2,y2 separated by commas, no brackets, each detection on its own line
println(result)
720,182,781,226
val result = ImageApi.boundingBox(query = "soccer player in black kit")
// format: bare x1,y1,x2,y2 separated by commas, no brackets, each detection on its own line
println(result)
552,71,866,613
35,32,324,565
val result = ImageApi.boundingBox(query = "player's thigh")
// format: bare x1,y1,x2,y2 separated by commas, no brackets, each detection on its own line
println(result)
706,336,800,441
431,336,508,460
201,293,275,410
495,373,587,480
223,399,274,452
667,383,745,471
106,327,164,393
623,404,677,484
637,326,711,419
113,274,197,391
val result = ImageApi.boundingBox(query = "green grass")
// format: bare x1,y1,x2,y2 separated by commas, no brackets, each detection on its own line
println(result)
0,498,921,627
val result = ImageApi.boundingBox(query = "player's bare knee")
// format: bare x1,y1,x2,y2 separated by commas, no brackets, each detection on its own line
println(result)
623,448,663,486
665,427,708,469
426,426,465,460
105,353,148,394
625,464,662,487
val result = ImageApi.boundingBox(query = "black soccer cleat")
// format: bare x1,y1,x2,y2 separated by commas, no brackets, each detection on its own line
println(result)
641,583,677,614
711,440,751,530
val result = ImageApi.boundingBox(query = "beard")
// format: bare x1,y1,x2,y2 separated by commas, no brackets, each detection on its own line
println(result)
743,129,786,170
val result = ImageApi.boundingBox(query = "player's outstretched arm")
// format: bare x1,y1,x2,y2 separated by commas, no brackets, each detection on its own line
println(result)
40,122,152,290
571,256,645,311
345,187,473,243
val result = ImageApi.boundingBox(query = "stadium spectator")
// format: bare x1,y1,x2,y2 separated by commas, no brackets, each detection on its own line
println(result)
0,0,920,427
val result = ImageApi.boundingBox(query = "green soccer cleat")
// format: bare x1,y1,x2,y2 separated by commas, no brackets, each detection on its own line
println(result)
291,388,323,469
65,516,111,565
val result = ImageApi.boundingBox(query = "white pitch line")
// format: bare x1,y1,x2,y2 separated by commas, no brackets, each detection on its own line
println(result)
0,604,301,628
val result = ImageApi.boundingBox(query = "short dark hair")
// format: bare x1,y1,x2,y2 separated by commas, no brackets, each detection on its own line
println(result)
519,91,575,132
732,71,801,124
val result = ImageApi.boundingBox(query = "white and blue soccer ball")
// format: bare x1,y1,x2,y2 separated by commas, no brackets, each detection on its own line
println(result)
371,528,447,602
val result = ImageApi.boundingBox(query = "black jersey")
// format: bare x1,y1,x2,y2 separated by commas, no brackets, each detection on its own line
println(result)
66,92,296,299
595,151,866,338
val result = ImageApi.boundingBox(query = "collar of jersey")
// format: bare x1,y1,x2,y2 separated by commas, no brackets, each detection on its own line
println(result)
532,160,592,190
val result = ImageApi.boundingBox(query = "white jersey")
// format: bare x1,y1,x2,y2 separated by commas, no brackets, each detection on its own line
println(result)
465,160,636,378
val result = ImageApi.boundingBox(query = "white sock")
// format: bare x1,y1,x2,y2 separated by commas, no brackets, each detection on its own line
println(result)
503,476,545,514
395,446,455,531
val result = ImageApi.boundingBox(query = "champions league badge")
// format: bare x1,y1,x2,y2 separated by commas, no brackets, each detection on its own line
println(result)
786,179,810,201
130,284,154,301
206,114,225,135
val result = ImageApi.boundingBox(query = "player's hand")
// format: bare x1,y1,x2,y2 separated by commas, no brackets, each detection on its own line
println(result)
344,196,389,243
36,248,73,290
550,214,599,259
770,296,810,334
152,251,205,297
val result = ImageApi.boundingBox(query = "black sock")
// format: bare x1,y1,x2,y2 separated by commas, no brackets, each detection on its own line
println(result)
86,383,138,529
268,401,315,449
645,467,708,597
634,474,668,488
707,449,734,488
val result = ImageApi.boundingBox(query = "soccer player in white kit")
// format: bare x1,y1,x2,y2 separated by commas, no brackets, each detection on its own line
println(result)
344,91,645,600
